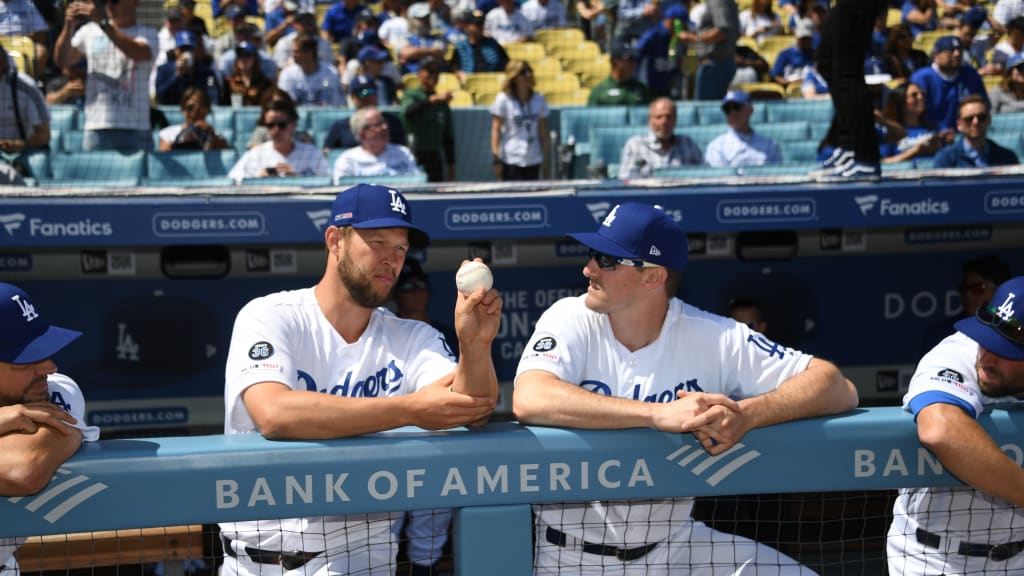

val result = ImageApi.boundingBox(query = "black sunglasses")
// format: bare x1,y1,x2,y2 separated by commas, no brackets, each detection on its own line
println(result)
977,303,1024,345
722,103,743,113
265,120,291,129
588,248,656,271
961,112,989,124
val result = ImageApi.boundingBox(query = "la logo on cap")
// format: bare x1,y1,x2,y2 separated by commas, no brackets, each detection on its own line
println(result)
11,294,38,322
389,189,407,216
602,205,620,227
995,292,1018,322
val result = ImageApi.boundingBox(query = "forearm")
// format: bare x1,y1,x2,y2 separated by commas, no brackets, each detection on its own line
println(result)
0,428,81,495
245,387,413,439
737,358,858,430
27,125,49,149
513,372,654,428
105,24,152,62
452,345,499,401
54,26,78,69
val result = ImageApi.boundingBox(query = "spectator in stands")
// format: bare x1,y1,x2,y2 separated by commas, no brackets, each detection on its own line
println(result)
321,0,366,44
732,41,771,85
490,60,549,180
886,274,1024,576
217,25,279,83
513,202,857,575
0,0,51,78
576,0,607,45
213,0,260,18
451,10,509,83
618,97,701,179
726,296,768,335
379,0,413,54
902,0,939,39
588,43,651,106
158,86,229,152
992,0,1024,37
211,6,249,60
245,88,315,149
521,0,567,31
0,43,48,154
179,0,210,38
920,254,1012,354
877,81,948,165
485,0,535,45
229,93,328,182
335,8,378,77
348,45,399,105
705,89,781,168
221,41,276,106
990,16,1024,75
634,3,681,99
54,0,157,152
401,3,450,74
739,0,782,44
933,94,1020,167
45,59,86,107
882,23,930,82
277,33,345,105
800,63,829,99
771,18,815,89
401,55,455,181
264,0,299,48
0,282,99,518
324,74,407,152
218,182,499,576
910,35,988,131
991,53,1024,112
609,0,655,45
273,10,335,70
676,0,739,100
155,30,221,106
957,7,998,75
332,107,421,183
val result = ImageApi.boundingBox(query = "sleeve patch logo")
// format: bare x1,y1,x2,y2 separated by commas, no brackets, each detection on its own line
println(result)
249,341,275,360
936,368,964,383
533,337,557,352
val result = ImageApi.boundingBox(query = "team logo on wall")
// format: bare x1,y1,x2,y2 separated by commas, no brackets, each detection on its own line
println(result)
249,342,275,360
533,337,557,352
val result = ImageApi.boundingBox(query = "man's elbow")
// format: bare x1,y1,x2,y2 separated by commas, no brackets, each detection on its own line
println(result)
3,465,58,496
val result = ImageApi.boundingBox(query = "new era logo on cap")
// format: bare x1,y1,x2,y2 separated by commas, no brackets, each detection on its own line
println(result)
329,183,429,248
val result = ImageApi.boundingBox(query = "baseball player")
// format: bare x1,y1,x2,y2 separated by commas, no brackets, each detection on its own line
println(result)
219,183,502,576
888,276,1024,576
0,282,101,575
513,203,858,575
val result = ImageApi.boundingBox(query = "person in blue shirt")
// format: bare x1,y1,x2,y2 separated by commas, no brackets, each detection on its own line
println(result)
634,3,684,98
321,0,366,44
909,35,988,131
704,89,781,168
771,18,814,89
933,94,1020,167
902,0,938,39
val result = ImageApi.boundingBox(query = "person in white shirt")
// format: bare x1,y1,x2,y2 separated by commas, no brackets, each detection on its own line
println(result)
54,0,157,152
229,96,329,182
276,32,345,105
490,59,549,180
618,97,702,179
704,89,781,168
332,107,421,183
271,11,334,70
520,0,567,30
485,0,535,44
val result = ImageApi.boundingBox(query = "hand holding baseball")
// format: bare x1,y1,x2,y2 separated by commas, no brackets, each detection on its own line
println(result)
455,260,493,294
453,259,501,351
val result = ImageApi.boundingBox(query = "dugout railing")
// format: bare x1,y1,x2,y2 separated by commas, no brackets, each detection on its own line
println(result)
4,406,1023,575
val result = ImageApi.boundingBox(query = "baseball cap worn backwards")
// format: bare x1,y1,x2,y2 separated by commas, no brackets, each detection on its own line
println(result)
330,183,430,248
0,283,81,364
567,203,688,271
955,276,1024,361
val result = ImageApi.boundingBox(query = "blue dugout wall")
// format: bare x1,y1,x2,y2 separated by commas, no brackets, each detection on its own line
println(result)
3,408,1024,574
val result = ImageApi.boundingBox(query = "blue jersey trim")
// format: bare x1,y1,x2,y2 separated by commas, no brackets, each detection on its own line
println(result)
908,390,976,419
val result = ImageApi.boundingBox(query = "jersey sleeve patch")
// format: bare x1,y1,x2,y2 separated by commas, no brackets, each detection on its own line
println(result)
248,341,275,360
533,337,557,352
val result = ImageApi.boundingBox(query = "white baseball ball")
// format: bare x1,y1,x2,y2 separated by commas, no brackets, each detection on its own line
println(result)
455,261,493,294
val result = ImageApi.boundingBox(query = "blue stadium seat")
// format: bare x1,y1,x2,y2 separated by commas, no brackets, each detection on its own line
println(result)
780,140,822,163
756,121,812,143
22,150,51,182
309,109,352,136
764,100,834,124
209,107,236,134
989,112,1024,136
61,130,83,152
233,106,264,135
157,105,183,126
47,150,145,187
884,160,920,171
336,173,428,186
653,166,737,178
737,162,818,176
560,106,629,155
589,126,646,167
49,106,79,132
49,130,61,153
696,102,767,125
146,149,238,187
678,124,728,151
628,105,699,128
241,175,332,187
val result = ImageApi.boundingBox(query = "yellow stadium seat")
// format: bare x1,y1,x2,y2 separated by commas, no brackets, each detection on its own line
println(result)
734,81,786,100
450,89,475,107
316,3,330,24
463,72,506,95
0,36,35,77
983,74,1003,92
785,82,804,98
531,57,564,81
536,75,580,96
543,88,589,106
914,30,946,54
886,7,902,28
473,86,502,106
401,72,420,90
550,39,601,60
437,72,461,92
757,34,794,56
535,27,584,51
564,54,609,77
505,41,547,63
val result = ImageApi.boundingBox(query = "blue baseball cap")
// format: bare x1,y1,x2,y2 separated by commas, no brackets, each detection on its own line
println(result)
567,203,687,271
0,283,81,364
350,73,377,96
663,3,687,21
932,35,963,54
955,277,1024,360
236,40,257,56
330,184,430,248
722,89,751,109
358,44,389,62
961,6,987,29
225,5,245,19
175,30,197,48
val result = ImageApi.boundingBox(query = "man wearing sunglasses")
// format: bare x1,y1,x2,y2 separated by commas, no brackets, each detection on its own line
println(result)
888,276,1024,575
932,94,1019,168
513,202,857,574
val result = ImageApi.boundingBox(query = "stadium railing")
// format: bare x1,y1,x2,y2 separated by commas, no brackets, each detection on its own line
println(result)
5,406,1022,575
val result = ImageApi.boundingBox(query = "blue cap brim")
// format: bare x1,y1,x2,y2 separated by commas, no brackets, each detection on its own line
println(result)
352,218,430,248
566,231,639,260
2,325,81,364
955,316,1024,360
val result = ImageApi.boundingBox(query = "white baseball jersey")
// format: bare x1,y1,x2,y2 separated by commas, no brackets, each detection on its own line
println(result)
332,144,420,183
484,7,534,45
490,91,549,168
276,62,345,106
228,140,329,183
888,331,1024,576
520,0,567,30
220,287,457,556
1,374,99,575
72,22,158,131
516,295,812,548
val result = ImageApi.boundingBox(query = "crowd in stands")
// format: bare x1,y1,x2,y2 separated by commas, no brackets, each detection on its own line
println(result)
1,0,1023,186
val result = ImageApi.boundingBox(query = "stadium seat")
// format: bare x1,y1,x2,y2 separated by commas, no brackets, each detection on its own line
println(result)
886,7,902,28
696,102,758,125
61,130,83,152
504,42,546,63
146,149,238,187
234,106,264,135
550,40,601,61
402,72,461,92
589,126,647,167
652,166,737,178
676,124,729,150
49,106,79,132
756,120,812,143
208,107,236,134
335,173,429,186
531,57,565,83
463,72,506,96
560,106,629,154
0,36,36,77
913,30,945,54
780,139,822,163
757,35,793,56
737,162,819,176
991,112,1024,134
733,82,785,100
544,89,588,106
47,150,145,187
450,89,475,107
984,75,1002,92
471,86,501,106
308,108,352,136
536,72,581,95
764,99,834,124
535,28,585,54
241,175,332,187
22,150,51,182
